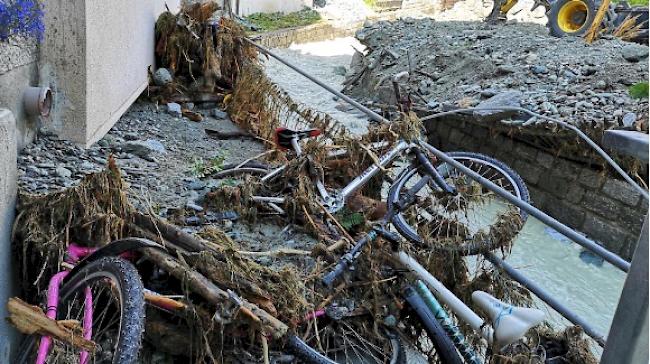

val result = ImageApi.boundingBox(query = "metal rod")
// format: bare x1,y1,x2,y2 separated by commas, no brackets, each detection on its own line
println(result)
485,252,607,347
420,141,631,272
243,38,389,124
420,106,649,201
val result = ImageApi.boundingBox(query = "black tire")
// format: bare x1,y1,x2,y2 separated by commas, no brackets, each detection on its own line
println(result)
403,286,463,364
548,0,597,37
46,257,145,364
286,326,407,363
389,152,530,256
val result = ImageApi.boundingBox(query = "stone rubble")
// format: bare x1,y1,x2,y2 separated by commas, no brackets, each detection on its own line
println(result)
17,102,265,212
343,19,649,133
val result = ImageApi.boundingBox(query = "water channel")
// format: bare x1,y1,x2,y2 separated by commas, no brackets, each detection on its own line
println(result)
262,37,627,350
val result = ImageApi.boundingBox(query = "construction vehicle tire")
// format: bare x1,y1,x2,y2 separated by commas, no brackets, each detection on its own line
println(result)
548,0,597,37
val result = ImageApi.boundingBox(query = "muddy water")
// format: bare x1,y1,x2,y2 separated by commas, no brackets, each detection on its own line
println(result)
263,37,626,346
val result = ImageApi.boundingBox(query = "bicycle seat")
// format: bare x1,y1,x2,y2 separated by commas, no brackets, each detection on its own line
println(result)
275,127,321,150
472,291,545,349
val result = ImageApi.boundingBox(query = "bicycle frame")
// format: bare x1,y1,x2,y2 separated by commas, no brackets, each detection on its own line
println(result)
37,245,95,364
253,138,453,214
35,243,183,364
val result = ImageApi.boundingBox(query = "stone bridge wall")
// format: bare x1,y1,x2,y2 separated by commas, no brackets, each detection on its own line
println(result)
426,119,647,260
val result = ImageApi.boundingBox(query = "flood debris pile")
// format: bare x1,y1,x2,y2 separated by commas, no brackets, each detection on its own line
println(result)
12,159,598,363
10,5,600,363
343,19,649,163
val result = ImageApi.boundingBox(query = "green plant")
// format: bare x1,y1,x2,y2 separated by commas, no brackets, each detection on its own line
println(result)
190,153,228,178
363,0,378,7
629,81,649,99
245,8,321,32
335,208,365,230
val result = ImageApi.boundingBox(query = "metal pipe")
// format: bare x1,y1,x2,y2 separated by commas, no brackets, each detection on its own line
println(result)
485,252,607,347
420,106,649,201
420,140,631,272
243,38,389,124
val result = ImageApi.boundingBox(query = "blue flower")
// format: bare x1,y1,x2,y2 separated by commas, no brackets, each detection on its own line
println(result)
0,0,44,42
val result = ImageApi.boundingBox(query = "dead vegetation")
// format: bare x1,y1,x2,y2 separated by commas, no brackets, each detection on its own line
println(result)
9,3,600,363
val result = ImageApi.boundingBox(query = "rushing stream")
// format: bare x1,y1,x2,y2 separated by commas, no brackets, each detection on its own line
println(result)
263,37,627,349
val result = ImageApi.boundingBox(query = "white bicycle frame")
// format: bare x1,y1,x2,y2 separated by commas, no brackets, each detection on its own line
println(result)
252,138,419,214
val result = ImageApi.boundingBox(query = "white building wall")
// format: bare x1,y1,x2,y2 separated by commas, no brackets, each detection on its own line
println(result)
41,0,181,146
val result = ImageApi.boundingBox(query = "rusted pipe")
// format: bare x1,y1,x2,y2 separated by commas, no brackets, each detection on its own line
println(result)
23,86,52,117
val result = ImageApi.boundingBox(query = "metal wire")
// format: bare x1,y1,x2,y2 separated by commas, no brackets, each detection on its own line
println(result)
420,106,649,201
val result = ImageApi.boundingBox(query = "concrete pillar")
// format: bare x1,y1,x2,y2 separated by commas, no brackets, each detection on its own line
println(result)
40,0,180,147
0,108,18,361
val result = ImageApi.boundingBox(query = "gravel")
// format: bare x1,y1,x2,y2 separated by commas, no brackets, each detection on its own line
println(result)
343,19,649,132
18,102,265,210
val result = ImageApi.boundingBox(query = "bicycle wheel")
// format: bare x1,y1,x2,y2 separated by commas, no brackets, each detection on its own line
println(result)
285,311,410,364
389,152,529,255
402,286,463,364
43,257,145,364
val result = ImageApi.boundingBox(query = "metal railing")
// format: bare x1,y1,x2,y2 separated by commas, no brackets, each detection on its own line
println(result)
249,39,648,353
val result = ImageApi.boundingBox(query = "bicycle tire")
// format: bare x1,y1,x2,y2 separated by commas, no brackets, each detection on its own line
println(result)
388,151,530,255
285,335,338,364
403,286,464,364
52,257,145,364
285,324,407,363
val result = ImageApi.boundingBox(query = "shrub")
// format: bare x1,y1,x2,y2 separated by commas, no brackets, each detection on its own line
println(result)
0,0,44,42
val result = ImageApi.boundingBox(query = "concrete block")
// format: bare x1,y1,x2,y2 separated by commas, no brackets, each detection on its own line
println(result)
41,0,181,147
603,130,649,162
0,109,18,361
602,178,642,207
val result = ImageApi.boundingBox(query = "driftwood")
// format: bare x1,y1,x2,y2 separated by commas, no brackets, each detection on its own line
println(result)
142,249,288,339
7,297,96,352
204,127,255,140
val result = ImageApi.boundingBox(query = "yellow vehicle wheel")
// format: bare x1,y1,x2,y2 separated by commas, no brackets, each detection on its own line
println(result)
548,0,596,37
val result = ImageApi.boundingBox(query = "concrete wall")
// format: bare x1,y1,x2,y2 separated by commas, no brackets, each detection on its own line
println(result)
0,37,39,149
426,119,648,260
0,109,18,362
41,0,181,147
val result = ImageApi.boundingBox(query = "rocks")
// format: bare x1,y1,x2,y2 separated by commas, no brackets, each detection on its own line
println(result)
621,44,649,63
622,112,636,127
474,91,523,122
496,65,516,75
343,19,648,135
211,108,228,119
332,65,347,76
167,102,182,117
153,68,173,86
121,139,166,161
531,65,548,75
55,166,72,179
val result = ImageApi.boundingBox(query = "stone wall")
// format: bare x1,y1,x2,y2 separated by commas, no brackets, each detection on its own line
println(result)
0,37,39,149
257,22,359,48
426,119,648,260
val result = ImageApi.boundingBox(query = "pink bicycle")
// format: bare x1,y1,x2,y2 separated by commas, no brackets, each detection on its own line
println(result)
18,238,167,364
